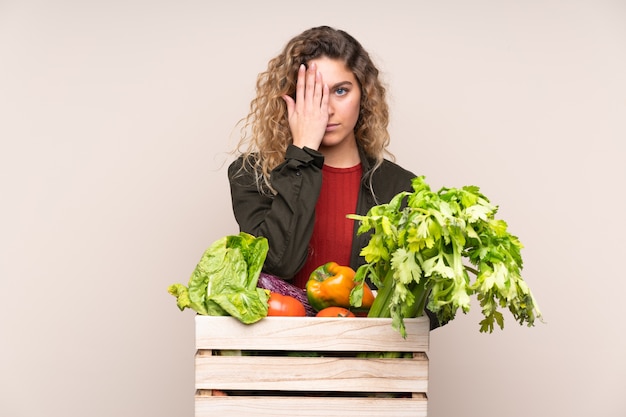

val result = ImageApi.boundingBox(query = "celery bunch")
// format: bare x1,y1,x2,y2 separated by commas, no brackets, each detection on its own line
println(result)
349,176,542,338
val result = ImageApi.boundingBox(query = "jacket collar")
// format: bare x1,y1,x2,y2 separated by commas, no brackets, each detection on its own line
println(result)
357,144,375,175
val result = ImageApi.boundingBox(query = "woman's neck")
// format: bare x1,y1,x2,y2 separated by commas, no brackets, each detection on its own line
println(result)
319,138,360,168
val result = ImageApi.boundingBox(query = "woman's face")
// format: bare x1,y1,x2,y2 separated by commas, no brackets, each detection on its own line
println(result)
308,56,361,149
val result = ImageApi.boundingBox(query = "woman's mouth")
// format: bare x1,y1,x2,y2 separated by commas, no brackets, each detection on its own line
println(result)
325,123,339,132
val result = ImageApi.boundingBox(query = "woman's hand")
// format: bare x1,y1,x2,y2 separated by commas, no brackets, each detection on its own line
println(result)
282,62,329,150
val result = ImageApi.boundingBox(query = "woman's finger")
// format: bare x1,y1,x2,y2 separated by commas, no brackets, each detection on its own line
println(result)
320,82,329,112
294,64,306,112
304,62,318,107
313,68,325,109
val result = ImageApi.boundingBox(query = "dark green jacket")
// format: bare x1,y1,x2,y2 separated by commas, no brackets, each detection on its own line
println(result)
228,144,439,329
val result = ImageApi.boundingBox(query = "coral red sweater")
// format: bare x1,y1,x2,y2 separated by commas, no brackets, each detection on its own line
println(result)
292,163,362,288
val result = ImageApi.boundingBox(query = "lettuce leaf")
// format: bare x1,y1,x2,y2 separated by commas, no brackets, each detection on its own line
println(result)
168,232,270,324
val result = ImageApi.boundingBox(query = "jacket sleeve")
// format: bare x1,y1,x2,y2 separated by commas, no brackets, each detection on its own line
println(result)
228,145,324,278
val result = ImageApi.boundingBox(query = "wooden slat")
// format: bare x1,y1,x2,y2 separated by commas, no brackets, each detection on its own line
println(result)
195,395,428,417
195,354,428,393
195,316,429,352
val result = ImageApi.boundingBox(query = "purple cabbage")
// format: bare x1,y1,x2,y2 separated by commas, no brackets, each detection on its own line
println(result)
257,272,316,316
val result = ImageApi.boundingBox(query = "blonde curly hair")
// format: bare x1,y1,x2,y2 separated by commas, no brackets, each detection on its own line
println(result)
234,26,392,192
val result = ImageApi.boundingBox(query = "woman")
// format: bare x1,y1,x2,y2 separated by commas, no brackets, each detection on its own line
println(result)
228,26,421,295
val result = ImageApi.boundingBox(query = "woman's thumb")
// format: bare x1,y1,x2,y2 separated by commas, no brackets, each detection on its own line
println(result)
281,94,294,115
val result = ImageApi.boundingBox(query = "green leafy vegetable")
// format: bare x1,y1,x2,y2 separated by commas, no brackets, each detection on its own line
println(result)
348,176,543,337
167,232,270,324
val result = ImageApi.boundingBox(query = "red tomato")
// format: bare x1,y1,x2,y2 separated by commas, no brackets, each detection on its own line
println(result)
267,292,306,316
315,307,356,317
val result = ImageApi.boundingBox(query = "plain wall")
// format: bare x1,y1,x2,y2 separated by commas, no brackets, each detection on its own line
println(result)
1,1,625,416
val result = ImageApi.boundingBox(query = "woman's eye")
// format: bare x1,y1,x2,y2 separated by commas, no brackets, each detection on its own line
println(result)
335,87,348,96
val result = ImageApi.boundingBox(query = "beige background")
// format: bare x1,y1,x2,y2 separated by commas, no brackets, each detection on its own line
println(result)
1,0,625,416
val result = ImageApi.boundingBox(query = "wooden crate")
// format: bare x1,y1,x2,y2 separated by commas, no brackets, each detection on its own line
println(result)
195,315,430,417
